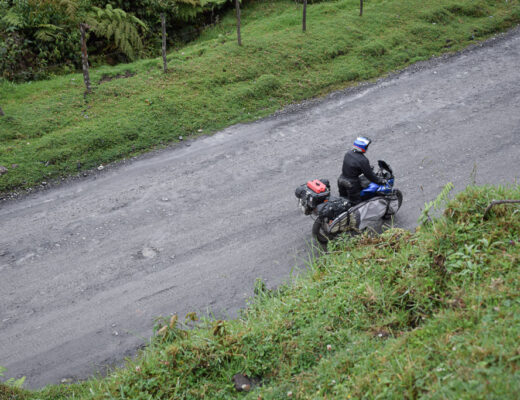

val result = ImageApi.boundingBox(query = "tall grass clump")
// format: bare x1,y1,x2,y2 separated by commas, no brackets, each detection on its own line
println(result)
5,184,518,399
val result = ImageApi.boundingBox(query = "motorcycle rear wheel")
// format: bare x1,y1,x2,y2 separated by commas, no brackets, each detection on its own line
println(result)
312,217,332,245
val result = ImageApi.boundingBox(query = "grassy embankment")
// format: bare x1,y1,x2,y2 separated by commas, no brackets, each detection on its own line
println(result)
1,0,519,193
1,184,519,398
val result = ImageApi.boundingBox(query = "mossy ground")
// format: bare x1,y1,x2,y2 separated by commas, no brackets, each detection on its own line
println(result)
1,0,519,193
2,184,519,399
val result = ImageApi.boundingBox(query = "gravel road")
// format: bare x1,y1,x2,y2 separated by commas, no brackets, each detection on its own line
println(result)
1,29,519,388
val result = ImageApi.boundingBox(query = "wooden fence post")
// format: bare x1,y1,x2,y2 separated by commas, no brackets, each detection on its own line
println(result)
303,0,307,32
235,0,242,46
80,23,92,94
161,13,168,73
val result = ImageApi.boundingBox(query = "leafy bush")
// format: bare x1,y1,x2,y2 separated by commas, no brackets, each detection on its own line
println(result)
0,32,48,81
0,0,231,82
0,365,26,396
0,0,83,81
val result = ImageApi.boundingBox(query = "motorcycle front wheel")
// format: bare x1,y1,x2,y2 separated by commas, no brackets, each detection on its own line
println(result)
395,189,403,209
383,189,404,220
312,217,332,245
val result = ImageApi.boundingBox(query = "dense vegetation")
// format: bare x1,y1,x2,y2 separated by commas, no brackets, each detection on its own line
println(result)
1,0,519,195
1,184,519,399
0,0,229,81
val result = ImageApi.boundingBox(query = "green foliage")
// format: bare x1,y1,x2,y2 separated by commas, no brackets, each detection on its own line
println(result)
1,7,24,28
419,182,454,225
88,4,148,59
0,366,26,389
33,24,64,42
0,0,83,80
0,0,231,80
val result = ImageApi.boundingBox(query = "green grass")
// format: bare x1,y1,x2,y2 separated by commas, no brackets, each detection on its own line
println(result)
2,184,518,399
0,0,519,193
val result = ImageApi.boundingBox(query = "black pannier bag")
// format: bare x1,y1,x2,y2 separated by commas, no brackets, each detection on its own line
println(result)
295,179,331,209
384,192,400,217
317,196,351,219
295,185,307,198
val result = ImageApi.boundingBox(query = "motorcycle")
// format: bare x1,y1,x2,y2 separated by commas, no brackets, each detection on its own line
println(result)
295,160,403,244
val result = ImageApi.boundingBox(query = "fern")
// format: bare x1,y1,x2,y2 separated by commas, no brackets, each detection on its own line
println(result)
176,3,203,21
1,8,25,29
0,366,25,388
88,5,148,60
105,4,114,19
181,0,202,6
131,15,148,30
199,0,227,6
419,182,454,225
35,24,63,42
55,0,78,17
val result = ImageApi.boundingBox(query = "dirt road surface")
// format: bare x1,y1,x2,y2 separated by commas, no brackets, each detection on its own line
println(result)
1,30,519,388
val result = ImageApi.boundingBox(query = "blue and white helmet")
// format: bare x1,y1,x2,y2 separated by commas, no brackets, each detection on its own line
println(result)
353,136,372,153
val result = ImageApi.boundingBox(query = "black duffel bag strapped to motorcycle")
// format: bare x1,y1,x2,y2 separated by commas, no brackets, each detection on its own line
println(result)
316,196,351,220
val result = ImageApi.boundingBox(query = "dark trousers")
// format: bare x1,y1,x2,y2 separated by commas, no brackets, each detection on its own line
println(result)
338,175,361,205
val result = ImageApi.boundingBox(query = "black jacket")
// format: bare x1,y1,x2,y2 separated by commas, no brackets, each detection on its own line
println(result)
341,150,383,185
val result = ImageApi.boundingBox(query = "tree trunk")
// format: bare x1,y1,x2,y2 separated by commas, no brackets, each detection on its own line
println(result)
161,13,167,73
302,0,307,32
0,107,4,117
360,0,363,16
235,0,242,46
80,23,92,94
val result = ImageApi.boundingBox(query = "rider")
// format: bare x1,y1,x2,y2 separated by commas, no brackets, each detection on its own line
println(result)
338,136,386,205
